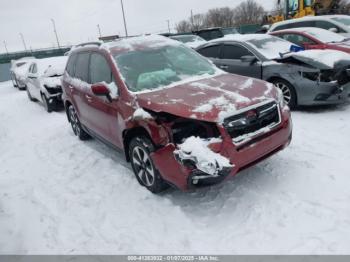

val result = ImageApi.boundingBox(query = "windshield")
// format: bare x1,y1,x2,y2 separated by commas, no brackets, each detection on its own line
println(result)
307,29,346,43
114,45,216,92
171,35,204,43
331,17,350,26
247,36,293,59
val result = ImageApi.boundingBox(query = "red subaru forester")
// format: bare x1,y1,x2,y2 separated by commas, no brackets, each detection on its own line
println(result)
62,35,292,193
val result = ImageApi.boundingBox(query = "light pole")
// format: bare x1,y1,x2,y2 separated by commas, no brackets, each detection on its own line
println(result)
3,41,9,55
120,0,128,37
97,24,102,38
51,18,61,49
19,33,28,52
166,20,171,33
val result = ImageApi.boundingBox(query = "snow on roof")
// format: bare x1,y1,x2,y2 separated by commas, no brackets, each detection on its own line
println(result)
210,34,293,60
272,27,346,43
101,35,180,53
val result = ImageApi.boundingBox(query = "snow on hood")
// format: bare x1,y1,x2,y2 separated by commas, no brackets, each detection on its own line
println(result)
283,49,350,69
136,74,278,123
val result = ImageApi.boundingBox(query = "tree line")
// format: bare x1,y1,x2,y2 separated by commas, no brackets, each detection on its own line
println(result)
176,0,350,33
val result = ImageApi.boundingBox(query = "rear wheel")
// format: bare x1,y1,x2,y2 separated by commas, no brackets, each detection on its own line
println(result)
129,136,169,193
68,105,90,140
273,79,297,109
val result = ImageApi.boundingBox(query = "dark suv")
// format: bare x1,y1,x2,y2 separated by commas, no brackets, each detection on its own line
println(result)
62,36,292,193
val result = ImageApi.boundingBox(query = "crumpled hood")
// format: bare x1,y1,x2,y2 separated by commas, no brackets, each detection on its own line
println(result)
281,49,350,70
136,73,278,123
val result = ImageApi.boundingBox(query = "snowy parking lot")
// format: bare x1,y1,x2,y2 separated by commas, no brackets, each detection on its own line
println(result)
0,80,350,254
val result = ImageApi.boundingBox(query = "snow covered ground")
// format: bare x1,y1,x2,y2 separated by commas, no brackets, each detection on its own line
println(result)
0,80,350,255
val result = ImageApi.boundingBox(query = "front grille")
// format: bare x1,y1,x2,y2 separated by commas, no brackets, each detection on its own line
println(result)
223,101,280,144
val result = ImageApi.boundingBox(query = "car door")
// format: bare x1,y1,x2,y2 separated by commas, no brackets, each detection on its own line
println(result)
27,63,41,100
218,44,262,79
72,52,92,128
85,52,123,148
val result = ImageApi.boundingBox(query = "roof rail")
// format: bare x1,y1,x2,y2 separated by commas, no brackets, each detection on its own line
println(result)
75,42,102,48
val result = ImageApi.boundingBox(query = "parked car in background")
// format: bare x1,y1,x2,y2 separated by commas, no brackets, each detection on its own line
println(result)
169,35,207,49
62,35,292,193
196,34,350,108
193,27,239,41
26,56,68,112
269,15,350,37
10,57,34,90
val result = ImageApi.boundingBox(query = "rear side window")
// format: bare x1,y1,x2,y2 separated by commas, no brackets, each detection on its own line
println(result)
66,54,77,77
197,45,221,58
315,20,344,32
75,53,90,83
89,53,112,84
222,45,253,60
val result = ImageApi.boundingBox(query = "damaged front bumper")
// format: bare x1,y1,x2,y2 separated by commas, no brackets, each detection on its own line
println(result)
150,105,292,191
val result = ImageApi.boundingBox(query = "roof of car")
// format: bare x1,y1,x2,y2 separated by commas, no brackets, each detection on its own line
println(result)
269,15,349,31
271,27,331,35
208,33,275,44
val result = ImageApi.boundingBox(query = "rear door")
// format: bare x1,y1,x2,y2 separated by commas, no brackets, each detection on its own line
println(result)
219,44,262,78
71,52,91,127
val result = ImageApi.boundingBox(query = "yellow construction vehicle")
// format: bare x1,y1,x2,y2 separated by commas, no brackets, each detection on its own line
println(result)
265,0,340,24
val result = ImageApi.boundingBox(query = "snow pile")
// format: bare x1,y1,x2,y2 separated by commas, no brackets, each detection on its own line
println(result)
241,78,254,89
175,137,232,171
133,108,153,120
290,49,350,68
40,56,68,77
42,77,62,88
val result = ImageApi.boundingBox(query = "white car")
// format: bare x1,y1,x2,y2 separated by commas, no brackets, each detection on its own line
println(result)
26,56,68,112
169,35,207,49
10,57,34,90
269,15,350,37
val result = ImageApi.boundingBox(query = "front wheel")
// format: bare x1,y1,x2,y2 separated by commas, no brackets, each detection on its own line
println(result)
129,136,169,193
272,79,297,109
68,105,90,140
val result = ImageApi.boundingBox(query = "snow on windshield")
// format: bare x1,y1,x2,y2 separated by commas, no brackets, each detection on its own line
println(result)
37,56,68,77
114,43,220,92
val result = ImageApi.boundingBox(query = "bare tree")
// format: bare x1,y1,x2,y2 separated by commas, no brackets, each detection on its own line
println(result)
192,14,206,31
206,7,235,28
176,20,192,33
233,0,265,25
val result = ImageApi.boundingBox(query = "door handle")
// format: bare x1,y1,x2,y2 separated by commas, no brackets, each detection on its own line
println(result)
219,65,229,69
85,94,93,102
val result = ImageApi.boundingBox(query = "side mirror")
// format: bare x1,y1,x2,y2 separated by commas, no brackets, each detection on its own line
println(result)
329,27,338,33
91,83,112,102
241,55,257,64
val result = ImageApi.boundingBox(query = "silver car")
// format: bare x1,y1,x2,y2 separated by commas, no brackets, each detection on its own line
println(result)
196,34,350,108
26,56,68,112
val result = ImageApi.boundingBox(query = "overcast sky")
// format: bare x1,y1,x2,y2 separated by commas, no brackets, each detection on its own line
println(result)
0,0,274,53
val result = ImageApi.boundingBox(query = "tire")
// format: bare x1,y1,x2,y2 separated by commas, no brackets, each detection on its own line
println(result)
129,136,169,193
68,105,91,140
41,93,55,113
27,88,37,102
272,79,297,109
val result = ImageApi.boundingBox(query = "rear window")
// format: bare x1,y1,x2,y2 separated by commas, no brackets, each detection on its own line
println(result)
197,45,221,58
75,53,90,83
66,54,77,77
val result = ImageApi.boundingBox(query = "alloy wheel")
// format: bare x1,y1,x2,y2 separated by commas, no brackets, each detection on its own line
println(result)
132,146,155,187
69,106,81,137
275,82,292,105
